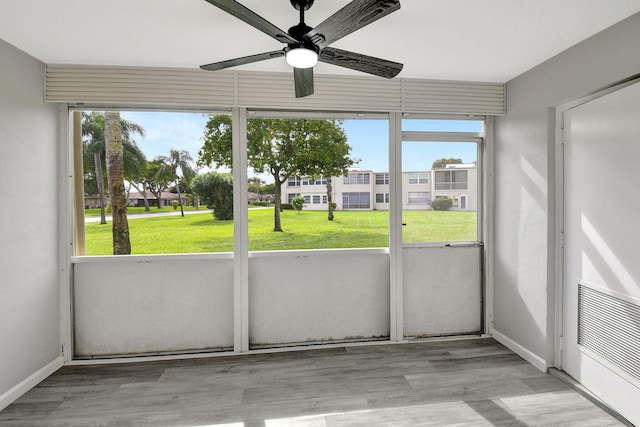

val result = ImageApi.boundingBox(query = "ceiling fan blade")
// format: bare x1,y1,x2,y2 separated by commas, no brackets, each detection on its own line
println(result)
200,50,285,71
304,0,400,48
203,0,296,44
319,47,402,79
294,67,314,98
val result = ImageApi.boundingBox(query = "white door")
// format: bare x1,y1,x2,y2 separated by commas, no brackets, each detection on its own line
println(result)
561,79,640,425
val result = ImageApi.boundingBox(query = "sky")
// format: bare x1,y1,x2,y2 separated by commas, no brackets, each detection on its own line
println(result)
117,111,481,181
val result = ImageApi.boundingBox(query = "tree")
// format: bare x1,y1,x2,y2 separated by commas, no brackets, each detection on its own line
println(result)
432,157,463,169
192,172,234,220
295,121,356,220
291,195,305,214
198,115,353,231
104,112,131,254
156,149,196,217
144,159,172,209
82,112,146,222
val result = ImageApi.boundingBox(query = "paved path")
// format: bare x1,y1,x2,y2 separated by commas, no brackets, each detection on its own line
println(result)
84,209,211,223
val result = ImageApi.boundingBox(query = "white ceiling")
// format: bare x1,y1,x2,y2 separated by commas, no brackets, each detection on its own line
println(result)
1,0,639,83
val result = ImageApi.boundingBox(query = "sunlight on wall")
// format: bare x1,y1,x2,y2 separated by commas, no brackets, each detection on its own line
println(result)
582,214,639,296
512,154,548,340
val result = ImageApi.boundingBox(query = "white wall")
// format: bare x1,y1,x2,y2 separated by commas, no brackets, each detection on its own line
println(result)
249,250,390,346
73,257,234,356
493,12,640,365
404,246,482,337
0,40,61,407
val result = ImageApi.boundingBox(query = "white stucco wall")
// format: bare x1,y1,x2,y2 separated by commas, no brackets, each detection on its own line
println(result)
0,40,61,406
493,12,640,364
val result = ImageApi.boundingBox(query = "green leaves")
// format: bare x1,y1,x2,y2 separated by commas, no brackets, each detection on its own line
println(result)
192,172,234,220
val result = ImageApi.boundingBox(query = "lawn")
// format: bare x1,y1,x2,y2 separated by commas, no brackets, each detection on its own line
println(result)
83,208,477,255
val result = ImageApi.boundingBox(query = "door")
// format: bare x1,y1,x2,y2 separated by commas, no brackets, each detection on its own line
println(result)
561,79,640,424
400,121,483,338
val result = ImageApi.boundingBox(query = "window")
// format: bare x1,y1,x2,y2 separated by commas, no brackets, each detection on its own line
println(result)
287,193,300,203
408,192,430,204
376,193,390,203
248,115,389,250
401,126,479,243
342,192,370,209
435,170,468,190
287,176,301,187
77,110,233,256
344,172,370,185
375,173,389,185
408,172,429,184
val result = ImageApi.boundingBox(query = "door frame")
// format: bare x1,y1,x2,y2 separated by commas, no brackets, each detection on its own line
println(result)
553,74,640,368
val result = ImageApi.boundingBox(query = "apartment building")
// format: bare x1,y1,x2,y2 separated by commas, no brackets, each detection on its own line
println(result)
283,164,477,211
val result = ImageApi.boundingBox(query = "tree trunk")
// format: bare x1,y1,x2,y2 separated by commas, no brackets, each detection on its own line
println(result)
273,178,283,232
131,182,150,211
104,112,131,255
326,178,334,221
175,177,185,217
94,151,107,225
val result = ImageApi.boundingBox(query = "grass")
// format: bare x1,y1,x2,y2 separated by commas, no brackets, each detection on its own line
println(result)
83,208,477,255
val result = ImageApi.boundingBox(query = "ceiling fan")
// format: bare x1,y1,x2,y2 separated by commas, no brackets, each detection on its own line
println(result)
200,0,403,98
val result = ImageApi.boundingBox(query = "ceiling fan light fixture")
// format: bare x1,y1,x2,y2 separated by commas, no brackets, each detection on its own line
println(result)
285,45,318,68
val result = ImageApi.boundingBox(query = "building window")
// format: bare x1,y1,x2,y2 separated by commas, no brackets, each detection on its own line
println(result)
344,172,370,185
303,195,311,203
314,177,327,185
287,193,300,203
375,173,389,185
287,176,301,187
342,192,370,209
408,172,429,184
376,193,390,203
322,195,328,204
312,195,321,204
408,192,430,204
435,170,468,190
301,177,311,186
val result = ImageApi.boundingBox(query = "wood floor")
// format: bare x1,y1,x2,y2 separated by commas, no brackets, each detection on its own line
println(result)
0,338,626,426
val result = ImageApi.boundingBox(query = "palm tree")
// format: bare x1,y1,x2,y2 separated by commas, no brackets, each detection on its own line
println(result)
156,150,196,217
104,112,131,255
82,112,146,223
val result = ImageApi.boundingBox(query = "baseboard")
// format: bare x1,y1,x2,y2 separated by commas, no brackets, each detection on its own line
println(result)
491,329,548,372
0,356,63,411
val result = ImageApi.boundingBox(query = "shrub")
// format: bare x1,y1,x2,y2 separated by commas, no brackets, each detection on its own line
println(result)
291,196,305,214
192,172,234,220
106,202,112,214
431,196,453,211
330,202,337,210
281,203,293,210
171,200,179,210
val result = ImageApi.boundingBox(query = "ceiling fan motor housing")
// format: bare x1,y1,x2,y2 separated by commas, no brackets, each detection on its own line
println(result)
290,0,314,11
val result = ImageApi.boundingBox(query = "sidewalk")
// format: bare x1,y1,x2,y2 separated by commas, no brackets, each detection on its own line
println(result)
84,209,211,223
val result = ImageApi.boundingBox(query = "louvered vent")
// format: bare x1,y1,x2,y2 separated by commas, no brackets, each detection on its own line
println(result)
45,65,505,115
578,284,640,382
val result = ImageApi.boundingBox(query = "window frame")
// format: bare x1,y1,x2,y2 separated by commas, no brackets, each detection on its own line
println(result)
401,126,484,247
